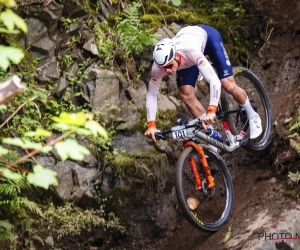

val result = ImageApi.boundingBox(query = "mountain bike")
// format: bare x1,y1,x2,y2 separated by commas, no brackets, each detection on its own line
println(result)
155,66,272,232
156,120,233,232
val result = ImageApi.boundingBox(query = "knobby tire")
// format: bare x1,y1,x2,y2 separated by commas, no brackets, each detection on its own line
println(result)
175,145,234,232
221,66,273,152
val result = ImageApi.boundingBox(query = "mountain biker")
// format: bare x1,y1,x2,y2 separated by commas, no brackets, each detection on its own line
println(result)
144,24,262,142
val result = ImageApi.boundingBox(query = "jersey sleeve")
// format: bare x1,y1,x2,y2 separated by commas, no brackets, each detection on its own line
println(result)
146,64,167,121
190,49,221,107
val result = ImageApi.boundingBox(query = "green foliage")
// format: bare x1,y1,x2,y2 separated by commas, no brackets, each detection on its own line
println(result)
93,2,156,66
289,120,300,133
288,171,300,184
40,202,125,239
165,0,181,6
93,21,115,66
60,17,79,30
288,114,300,185
288,115,300,154
0,2,115,247
27,165,58,189
1,112,108,189
133,108,178,133
116,2,155,58
0,176,42,215
58,54,74,69
57,55,89,86
107,149,167,182
0,173,42,246
80,0,102,14
0,0,27,70
0,220,14,243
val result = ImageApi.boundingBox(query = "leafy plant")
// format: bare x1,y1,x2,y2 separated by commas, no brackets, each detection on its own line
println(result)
287,113,300,185
0,220,14,243
288,117,300,154
0,176,42,215
0,173,42,246
1,112,108,189
40,202,125,239
0,0,27,70
165,0,181,6
94,21,115,66
116,2,155,58
288,171,300,184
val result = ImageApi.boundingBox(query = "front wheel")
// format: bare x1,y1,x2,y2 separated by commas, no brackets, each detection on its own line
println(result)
175,145,234,232
221,66,273,152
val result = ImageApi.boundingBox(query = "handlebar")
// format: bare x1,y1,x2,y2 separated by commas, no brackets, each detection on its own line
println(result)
154,120,203,141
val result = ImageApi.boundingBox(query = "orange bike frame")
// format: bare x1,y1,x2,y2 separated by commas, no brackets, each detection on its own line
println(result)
184,141,215,191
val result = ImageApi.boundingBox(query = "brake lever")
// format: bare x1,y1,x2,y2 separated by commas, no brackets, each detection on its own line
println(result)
155,132,167,140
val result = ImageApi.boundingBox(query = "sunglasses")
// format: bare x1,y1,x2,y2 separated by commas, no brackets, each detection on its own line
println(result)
160,60,175,71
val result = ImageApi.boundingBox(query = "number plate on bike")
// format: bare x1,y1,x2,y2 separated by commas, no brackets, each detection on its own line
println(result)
171,125,195,141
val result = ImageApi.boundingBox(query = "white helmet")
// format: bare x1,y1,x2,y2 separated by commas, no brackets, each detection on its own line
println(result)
153,38,176,66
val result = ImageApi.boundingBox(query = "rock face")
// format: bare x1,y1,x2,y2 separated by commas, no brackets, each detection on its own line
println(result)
19,2,190,246
14,0,300,249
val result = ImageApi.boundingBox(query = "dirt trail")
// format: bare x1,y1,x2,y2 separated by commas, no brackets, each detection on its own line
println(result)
155,83,300,250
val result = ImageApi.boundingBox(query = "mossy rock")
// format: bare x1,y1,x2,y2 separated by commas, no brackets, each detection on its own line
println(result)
141,14,162,27
132,108,178,133
146,2,177,14
107,149,167,180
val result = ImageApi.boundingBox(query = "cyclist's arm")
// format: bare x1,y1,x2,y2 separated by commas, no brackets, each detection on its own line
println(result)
146,65,167,123
188,49,221,127
145,65,166,141
190,50,221,108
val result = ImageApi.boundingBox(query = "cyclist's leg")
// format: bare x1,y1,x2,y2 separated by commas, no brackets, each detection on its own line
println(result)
177,64,218,151
177,66,205,119
198,24,262,139
198,26,245,102
198,25,241,98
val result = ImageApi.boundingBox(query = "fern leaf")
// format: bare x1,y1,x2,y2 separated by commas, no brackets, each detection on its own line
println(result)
0,230,14,242
0,150,21,166
0,220,14,242
15,176,32,190
290,139,300,154
0,182,20,195
290,121,300,131
14,197,44,217
288,171,300,183
0,220,13,231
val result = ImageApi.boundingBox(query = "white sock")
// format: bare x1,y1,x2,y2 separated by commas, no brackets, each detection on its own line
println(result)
241,97,257,120
189,113,214,129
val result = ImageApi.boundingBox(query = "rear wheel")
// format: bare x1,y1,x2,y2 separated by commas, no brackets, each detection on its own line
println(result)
175,145,234,232
221,66,272,151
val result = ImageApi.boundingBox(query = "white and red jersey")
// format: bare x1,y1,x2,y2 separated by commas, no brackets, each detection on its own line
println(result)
146,26,221,122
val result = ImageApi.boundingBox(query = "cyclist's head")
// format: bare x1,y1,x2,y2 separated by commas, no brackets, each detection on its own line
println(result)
153,38,176,67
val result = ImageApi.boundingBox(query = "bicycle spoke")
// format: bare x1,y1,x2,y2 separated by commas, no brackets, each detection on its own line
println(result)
221,67,272,151
181,151,228,225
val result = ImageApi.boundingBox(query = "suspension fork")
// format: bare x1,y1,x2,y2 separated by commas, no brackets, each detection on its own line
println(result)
184,141,215,190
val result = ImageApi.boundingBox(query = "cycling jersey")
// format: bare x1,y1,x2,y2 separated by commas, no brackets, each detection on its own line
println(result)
146,24,233,122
